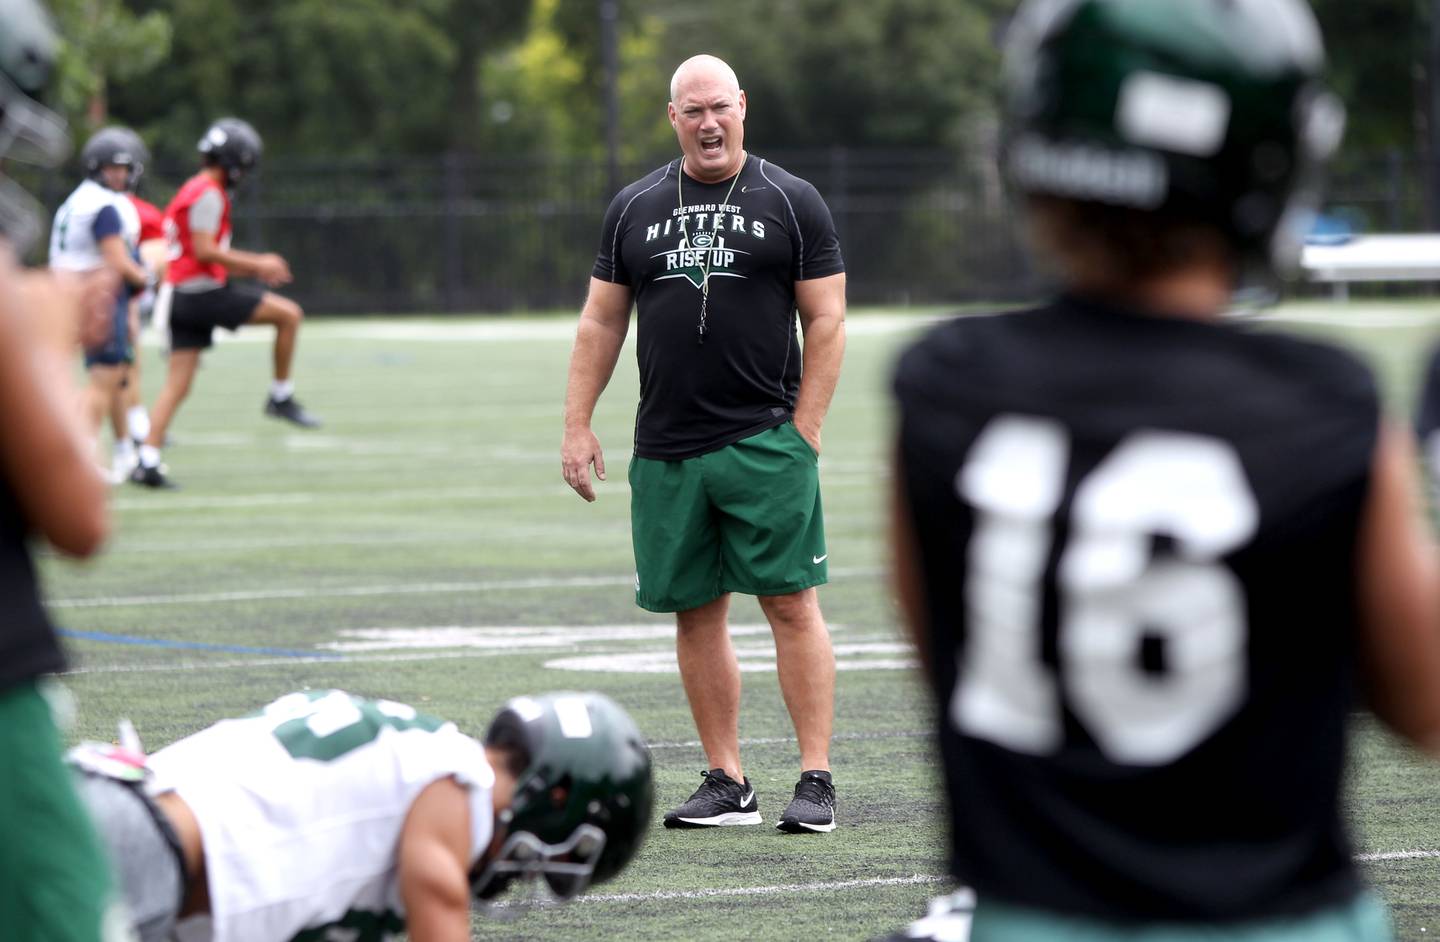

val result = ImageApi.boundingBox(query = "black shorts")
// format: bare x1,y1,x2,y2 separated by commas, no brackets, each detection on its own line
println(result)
169,283,264,350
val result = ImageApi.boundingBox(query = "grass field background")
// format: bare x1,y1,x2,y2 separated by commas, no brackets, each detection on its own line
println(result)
38,299,1440,940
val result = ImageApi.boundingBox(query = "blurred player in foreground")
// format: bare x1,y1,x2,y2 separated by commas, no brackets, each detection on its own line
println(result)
50,126,156,482
0,0,124,937
70,689,654,941
885,0,1440,940
133,117,319,489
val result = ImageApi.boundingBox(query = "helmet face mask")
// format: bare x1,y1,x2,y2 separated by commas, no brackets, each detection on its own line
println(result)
0,0,68,253
470,823,608,907
1000,0,1344,289
475,693,654,907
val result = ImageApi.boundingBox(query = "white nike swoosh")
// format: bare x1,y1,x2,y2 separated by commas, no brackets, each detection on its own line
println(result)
813,554,828,564
741,185,767,193
741,788,755,806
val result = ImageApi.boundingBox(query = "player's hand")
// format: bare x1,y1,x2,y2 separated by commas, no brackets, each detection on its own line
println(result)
562,427,606,502
255,253,293,287
794,416,822,458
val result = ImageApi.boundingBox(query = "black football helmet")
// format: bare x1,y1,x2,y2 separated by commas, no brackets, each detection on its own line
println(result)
197,117,262,186
82,126,148,191
0,0,67,252
472,692,654,905
1001,0,1345,285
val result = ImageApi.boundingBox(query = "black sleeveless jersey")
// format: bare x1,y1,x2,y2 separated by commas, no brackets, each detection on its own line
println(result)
0,475,65,692
892,295,1378,922
593,156,844,460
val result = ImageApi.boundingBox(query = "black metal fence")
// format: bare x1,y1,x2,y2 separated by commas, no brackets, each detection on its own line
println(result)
43,149,1032,315
27,148,1439,314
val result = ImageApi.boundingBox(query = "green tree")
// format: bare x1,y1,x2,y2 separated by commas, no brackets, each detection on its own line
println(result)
108,0,530,162
663,0,1010,151
48,0,171,133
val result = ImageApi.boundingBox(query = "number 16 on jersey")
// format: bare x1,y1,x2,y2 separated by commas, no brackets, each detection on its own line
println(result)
953,415,1259,766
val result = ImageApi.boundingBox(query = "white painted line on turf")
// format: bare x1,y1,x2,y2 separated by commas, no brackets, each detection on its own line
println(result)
1356,849,1440,862
49,575,632,609
647,729,932,750
318,623,784,653
545,642,916,674
110,475,878,512
575,873,950,904
1256,307,1440,328
49,566,883,609
549,851,1440,906
96,525,630,554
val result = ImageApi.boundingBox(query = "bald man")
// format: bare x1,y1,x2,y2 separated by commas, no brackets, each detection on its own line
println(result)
562,53,847,834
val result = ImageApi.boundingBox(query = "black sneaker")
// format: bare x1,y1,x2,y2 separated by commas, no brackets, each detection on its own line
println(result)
776,770,835,833
129,462,176,489
264,395,322,428
662,769,761,828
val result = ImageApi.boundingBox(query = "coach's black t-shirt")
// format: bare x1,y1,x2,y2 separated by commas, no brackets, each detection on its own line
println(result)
0,476,65,693
593,156,844,460
892,295,1378,922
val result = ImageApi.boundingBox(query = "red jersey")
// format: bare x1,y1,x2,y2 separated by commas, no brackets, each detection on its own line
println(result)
164,172,231,286
129,194,165,243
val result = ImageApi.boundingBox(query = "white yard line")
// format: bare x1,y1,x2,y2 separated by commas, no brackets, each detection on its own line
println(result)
575,873,950,904
1355,849,1440,862
554,849,1440,906
49,566,883,609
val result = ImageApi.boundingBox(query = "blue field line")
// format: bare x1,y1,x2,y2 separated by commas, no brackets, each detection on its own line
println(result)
58,628,342,660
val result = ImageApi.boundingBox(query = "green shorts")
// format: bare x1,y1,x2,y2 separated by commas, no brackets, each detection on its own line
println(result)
629,421,828,612
0,680,119,942
969,893,1392,942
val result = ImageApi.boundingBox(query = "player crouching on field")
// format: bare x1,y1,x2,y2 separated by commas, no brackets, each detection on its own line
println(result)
68,689,653,941
883,1,1440,941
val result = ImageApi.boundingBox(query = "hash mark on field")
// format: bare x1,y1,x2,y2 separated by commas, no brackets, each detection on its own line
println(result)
49,567,883,609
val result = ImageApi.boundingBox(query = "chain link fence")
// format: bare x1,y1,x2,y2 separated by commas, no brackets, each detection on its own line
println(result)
24,148,1437,314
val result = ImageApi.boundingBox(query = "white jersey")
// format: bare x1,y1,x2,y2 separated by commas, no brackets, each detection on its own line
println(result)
49,178,141,272
147,690,496,942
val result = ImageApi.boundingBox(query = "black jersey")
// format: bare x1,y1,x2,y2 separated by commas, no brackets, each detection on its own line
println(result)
0,475,65,693
892,295,1378,923
593,156,844,460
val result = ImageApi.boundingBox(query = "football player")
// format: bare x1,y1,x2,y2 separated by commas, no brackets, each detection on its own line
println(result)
69,689,654,942
0,1,124,938
884,1,1440,940
50,125,156,482
133,117,320,489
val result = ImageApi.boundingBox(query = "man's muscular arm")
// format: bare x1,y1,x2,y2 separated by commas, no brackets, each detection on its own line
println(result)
793,272,846,454
561,277,633,502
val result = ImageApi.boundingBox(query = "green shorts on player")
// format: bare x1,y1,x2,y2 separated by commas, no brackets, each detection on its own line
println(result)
968,894,1392,942
629,422,827,612
0,681,124,942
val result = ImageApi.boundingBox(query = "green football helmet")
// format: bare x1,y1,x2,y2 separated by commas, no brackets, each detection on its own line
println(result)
0,0,67,252
1001,0,1345,283
473,692,654,904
